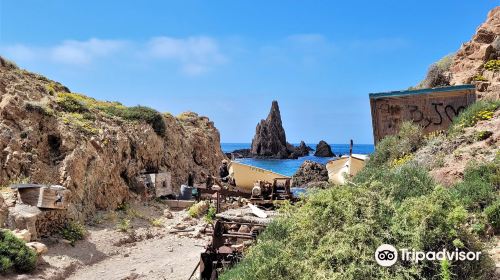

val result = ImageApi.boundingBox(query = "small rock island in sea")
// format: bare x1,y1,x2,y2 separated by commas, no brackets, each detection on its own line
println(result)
228,100,313,159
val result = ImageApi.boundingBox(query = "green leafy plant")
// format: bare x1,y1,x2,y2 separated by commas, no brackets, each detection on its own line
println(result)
204,206,217,223
452,161,499,212
0,230,37,273
60,221,86,246
117,218,131,232
484,199,500,232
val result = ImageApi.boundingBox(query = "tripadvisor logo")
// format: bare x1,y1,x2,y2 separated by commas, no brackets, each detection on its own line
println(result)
374,244,482,267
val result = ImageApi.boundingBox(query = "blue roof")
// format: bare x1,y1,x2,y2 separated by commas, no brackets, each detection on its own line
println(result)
369,85,475,99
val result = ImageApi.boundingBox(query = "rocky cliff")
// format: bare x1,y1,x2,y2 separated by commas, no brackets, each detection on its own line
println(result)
0,57,225,224
251,101,294,159
449,7,500,100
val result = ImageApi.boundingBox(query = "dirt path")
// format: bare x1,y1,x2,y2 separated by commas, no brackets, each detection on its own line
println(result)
5,202,209,280
67,232,204,280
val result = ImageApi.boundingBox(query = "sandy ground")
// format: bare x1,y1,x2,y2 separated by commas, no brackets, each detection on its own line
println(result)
5,201,209,280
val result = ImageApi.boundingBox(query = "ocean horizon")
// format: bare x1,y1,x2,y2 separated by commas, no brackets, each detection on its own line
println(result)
221,143,375,176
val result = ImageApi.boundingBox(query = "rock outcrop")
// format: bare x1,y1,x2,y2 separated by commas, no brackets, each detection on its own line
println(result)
292,160,329,187
291,141,312,158
251,101,294,159
314,140,335,157
226,148,252,159
448,7,500,100
0,57,225,234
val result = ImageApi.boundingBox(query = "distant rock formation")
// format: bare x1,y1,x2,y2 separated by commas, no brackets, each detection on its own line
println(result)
314,140,335,157
291,141,312,158
251,101,294,159
292,160,329,187
226,148,251,159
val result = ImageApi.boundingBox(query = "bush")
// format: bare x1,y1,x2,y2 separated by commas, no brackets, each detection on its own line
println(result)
0,230,37,273
449,100,500,135
60,221,86,246
418,54,454,88
188,201,210,218
117,218,131,232
222,123,496,279
56,93,89,113
484,199,500,232
452,161,499,212
370,122,423,167
204,206,217,223
484,59,500,71
113,106,166,137
55,92,166,136
472,74,488,82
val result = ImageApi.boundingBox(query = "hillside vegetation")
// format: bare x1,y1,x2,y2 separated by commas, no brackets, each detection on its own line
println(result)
222,101,500,279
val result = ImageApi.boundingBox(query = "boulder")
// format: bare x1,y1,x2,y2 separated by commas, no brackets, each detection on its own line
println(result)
26,242,48,255
12,229,31,242
314,141,335,157
251,101,293,159
292,160,329,187
8,204,41,240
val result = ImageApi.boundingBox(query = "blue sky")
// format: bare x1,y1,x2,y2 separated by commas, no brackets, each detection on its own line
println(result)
0,1,498,144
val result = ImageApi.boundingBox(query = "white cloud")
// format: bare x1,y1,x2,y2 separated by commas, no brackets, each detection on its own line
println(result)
1,38,126,66
50,38,126,65
147,36,226,75
1,36,226,75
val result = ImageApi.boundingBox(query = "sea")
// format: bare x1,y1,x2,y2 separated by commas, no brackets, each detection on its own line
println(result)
221,143,374,176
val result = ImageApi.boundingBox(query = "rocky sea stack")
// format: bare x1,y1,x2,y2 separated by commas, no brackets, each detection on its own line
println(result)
251,101,295,159
314,140,335,157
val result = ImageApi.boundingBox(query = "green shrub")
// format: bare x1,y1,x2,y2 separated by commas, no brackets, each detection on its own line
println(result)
452,161,499,212
222,125,497,279
204,206,217,223
113,106,166,137
449,100,499,135
484,59,500,71
56,93,89,113
117,218,131,232
417,54,454,88
472,74,488,82
55,92,166,136
60,221,86,246
370,121,423,167
61,112,98,135
0,230,37,273
484,199,500,232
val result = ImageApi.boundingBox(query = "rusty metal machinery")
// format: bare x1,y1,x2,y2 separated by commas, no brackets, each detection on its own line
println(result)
198,220,265,280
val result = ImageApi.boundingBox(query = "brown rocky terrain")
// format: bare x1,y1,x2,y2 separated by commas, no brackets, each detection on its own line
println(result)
0,57,225,234
449,7,500,100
